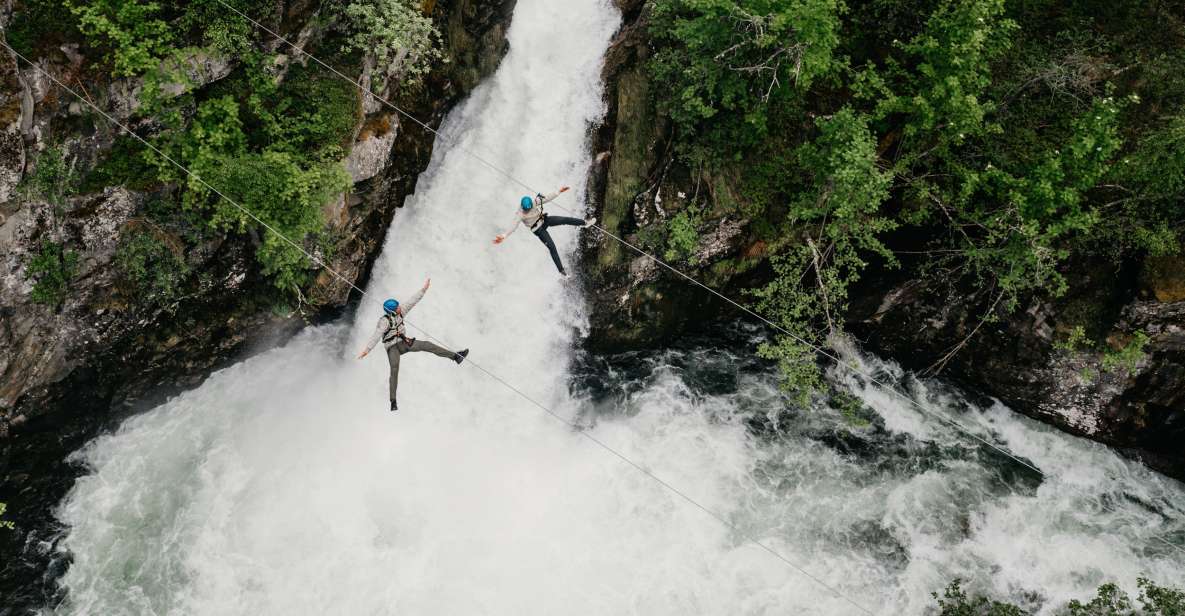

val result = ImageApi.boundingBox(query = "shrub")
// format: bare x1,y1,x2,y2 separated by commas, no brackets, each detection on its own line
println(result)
115,229,191,308
203,151,350,293
649,0,844,158
66,0,175,77
664,205,705,262
20,146,77,208
0,502,13,531
25,241,79,307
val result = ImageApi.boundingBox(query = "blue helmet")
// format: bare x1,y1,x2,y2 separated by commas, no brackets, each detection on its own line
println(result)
383,299,399,314
520,196,534,210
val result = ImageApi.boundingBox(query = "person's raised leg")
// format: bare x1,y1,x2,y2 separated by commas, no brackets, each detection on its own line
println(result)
545,215,585,227
408,339,469,364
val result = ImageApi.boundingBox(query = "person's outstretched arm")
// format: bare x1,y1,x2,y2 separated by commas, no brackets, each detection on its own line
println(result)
400,278,431,316
538,185,570,205
357,318,387,359
494,215,521,244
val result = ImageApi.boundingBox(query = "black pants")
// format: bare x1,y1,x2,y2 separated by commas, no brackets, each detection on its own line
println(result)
532,215,584,274
386,339,456,402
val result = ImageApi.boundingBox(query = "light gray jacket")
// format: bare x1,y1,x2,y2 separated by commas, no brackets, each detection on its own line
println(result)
503,191,561,237
364,288,426,352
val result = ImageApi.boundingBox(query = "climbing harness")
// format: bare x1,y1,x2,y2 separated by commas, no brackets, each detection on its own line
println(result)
380,313,418,347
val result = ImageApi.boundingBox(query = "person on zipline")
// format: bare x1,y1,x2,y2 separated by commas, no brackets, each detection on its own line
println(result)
493,186,596,275
356,278,469,412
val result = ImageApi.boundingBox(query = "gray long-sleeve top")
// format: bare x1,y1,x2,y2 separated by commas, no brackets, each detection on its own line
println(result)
364,287,427,352
503,191,561,238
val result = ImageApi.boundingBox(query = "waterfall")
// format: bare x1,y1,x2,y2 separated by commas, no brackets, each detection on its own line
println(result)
51,1,1185,614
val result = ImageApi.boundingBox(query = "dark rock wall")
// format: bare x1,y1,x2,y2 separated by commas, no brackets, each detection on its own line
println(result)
0,0,516,608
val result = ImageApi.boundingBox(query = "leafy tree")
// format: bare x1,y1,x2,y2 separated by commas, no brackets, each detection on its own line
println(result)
754,108,894,395
66,0,175,77
338,0,443,90
649,0,845,158
0,502,13,531
203,152,349,293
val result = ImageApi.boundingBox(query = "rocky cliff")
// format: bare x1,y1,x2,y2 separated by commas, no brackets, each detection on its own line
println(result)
0,0,515,608
581,3,1185,481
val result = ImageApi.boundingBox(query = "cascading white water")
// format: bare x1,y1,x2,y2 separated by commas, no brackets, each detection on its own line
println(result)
50,1,1185,614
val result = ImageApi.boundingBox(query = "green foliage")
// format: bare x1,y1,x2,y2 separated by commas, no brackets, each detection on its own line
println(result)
1054,325,1090,353
202,152,350,292
115,229,191,307
175,0,272,56
79,137,159,193
1098,113,1185,257
1100,331,1150,378
754,109,895,393
933,580,1025,616
338,0,443,90
144,83,352,293
933,578,1185,615
753,248,826,401
67,0,175,77
0,502,13,531
5,0,82,58
664,205,705,262
25,241,79,307
867,0,1017,144
1053,326,1148,381
48,0,272,76
20,146,78,207
644,0,1185,393
649,0,844,157
257,63,361,159
949,98,1125,310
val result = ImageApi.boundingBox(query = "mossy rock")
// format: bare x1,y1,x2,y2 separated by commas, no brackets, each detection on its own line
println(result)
1140,256,1185,303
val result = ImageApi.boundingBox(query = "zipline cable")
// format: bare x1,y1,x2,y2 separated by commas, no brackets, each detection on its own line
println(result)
209,0,1185,557
1,42,879,616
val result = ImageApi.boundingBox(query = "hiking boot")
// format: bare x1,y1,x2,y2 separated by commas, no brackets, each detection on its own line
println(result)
454,349,469,365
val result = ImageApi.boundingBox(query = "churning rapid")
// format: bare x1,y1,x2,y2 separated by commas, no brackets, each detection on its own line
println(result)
49,0,1184,614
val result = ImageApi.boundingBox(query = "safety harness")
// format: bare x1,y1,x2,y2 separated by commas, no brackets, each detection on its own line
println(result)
528,193,548,231
381,313,414,346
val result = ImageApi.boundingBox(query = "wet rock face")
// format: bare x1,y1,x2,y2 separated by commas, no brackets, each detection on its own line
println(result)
845,258,1185,480
581,0,751,351
0,0,517,608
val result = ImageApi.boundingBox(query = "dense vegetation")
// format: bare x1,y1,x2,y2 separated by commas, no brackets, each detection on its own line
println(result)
933,578,1185,615
646,0,1185,396
9,0,441,299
